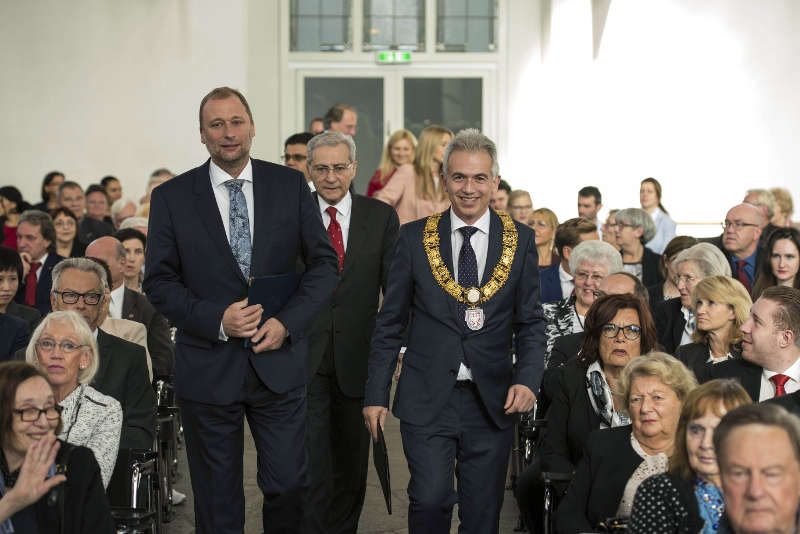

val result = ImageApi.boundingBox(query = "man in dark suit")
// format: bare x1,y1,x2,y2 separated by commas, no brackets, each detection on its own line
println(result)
0,313,29,360
58,182,113,244
304,132,399,533
86,235,174,377
49,257,156,449
706,203,763,293
540,218,599,303
704,286,800,402
143,87,338,534
14,210,64,316
363,129,545,533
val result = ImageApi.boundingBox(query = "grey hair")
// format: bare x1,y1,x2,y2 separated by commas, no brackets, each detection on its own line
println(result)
110,197,137,219
306,132,356,164
714,403,800,468
119,217,148,230
615,208,657,243
673,242,732,278
51,257,109,294
26,310,100,385
19,210,56,248
441,129,499,179
614,351,698,415
569,240,624,274
746,188,776,220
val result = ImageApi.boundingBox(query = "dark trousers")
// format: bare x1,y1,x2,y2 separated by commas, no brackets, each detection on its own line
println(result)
305,347,370,533
401,382,514,534
180,362,308,534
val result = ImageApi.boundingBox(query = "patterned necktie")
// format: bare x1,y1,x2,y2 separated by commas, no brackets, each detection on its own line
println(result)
326,206,345,273
25,262,41,306
735,260,751,292
458,226,479,289
224,179,252,279
770,374,790,397
686,309,696,333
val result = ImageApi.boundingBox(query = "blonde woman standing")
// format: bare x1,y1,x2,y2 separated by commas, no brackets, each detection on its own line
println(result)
367,129,417,197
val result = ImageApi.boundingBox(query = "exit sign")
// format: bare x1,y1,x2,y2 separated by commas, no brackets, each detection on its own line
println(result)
376,51,411,64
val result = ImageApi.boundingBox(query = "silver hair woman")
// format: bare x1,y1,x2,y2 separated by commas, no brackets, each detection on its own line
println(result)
614,208,663,287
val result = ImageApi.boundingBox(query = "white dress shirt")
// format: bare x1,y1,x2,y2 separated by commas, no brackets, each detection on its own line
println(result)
450,208,491,380
680,306,694,347
318,192,352,250
559,263,574,300
33,252,48,280
108,283,125,319
759,355,800,401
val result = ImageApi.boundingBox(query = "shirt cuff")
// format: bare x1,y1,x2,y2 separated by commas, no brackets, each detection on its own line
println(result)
218,321,229,342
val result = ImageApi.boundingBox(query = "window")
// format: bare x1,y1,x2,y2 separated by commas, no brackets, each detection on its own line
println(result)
437,0,497,52
404,78,483,136
290,0,352,52
363,0,425,51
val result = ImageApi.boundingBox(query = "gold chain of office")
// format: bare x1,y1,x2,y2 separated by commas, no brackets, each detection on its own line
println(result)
423,210,518,305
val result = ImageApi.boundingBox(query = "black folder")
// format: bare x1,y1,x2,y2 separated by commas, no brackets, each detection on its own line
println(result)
373,425,392,514
244,273,302,347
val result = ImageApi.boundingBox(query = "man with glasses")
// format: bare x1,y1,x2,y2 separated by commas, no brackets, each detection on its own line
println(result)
282,132,315,187
14,210,63,316
49,257,155,449
710,203,763,292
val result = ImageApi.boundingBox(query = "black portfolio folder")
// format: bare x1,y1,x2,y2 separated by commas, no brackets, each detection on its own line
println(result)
244,273,302,347
373,425,392,514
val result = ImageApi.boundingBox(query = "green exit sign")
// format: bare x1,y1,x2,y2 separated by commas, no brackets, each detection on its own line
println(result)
376,51,411,64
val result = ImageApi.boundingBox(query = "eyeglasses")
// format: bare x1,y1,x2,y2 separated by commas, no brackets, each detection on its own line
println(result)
52,290,102,305
574,272,604,283
601,324,642,340
722,220,759,231
676,274,698,285
281,154,307,163
13,405,62,422
36,339,87,354
310,163,353,177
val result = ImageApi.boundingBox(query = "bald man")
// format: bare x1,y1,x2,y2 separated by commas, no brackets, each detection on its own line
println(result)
710,203,763,293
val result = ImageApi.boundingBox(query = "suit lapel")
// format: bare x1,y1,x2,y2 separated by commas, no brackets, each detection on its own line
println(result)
341,196,368,278
122,287,134,320
250,161,270,278
436,209,464,329
481,210,503,286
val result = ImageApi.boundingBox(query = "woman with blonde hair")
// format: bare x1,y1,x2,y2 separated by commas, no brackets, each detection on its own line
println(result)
675,276,752,378
530,207,559,268
508,190,533,225
374,125,452,225
366,129,417,197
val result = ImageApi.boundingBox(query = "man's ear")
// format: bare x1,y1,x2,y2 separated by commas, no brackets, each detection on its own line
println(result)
562,245,573,261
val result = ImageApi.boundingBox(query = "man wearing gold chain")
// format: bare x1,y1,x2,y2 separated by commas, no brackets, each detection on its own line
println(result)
363,129,546,533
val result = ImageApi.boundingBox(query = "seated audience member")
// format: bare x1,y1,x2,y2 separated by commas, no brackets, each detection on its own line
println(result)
110,197,138,230
14,210,63,316
0,314,29,361
647,235,698,308
602,209,621,251
770,186,794,227
281,132,314,186
0,361,114,532
374,125,452,225
118,216,148,235
629,379,751,534
744,188,780,247
0,186,29,249
540,217,600,304
577,186,603,233
490,179,511,212
555,353,697,533
752,226,800,299
58,182,112,244
51,207,85,258
508,189,533,224
531,208,559,269
86,237,173,378
0,246,40,329
640,177,677,254
704,286,800,402
709,203,763,293
140,168,174,205
713,403,800,534
101,175,122,206
115,228,147,292
84,184,113,227
615,207,664,287
653,242,731,354
542,240,622,362
676,276,752,378
25,311,122,487
367,129,417,197
48,257,155,449
31,171,64,212
308,117,324,135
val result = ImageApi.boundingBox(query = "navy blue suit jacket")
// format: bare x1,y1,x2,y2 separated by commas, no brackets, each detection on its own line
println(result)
538,263,562,304
143,159,339,404
0,313,30,361
364,208,546,429
15,253,64,316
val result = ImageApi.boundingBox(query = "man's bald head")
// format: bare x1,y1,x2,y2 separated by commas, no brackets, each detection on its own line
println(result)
597,272,650,301
85,236,126,290
723,203,763,259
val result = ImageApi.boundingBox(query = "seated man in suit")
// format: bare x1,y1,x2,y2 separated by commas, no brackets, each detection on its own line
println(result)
0,245,41,329
86,236,173,377
58,181,113,244
50,257,156,449
704,285,800,402
14,210,63,316
706,203,763,293
0,313,29,360
539,218,599,304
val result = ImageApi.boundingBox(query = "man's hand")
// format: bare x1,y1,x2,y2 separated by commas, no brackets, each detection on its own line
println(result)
250,317,287,353
362,406,388,443
504,384,536,414
222,298,262,338
19,252,31,280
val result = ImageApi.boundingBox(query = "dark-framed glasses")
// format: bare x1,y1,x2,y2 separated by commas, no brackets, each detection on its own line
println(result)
52,290,102,305
36,339,87,354
722,220,759,231
14,405,62,422
601,323,642,340
281,154,307,163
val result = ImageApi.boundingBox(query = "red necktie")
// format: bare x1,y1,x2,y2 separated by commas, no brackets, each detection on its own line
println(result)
326,207,344,273
770,374,790,397
25,262,41,307
735,260,751,292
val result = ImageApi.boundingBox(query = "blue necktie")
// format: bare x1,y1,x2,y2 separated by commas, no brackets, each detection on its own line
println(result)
224,179,252,279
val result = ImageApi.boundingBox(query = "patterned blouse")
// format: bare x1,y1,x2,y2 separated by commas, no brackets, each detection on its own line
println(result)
542,295,581,366
58,384,123,488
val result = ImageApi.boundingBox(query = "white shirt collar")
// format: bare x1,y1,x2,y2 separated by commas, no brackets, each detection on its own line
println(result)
764,355,800,380
209,159,253,187
450,208,491,236
318,191,352,217
559,263,572,283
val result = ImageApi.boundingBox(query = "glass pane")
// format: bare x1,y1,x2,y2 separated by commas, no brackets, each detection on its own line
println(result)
363,0,424,51
305,77,384,195
403,78,482,138
290,0,352,52
437,0,497,52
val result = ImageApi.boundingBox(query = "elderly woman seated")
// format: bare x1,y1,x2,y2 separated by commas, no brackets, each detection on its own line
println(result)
543,240,623,363
0,361,114,532
614,207,663,287
675,276,752,378
654,242,732,354
555,352,697,534
25,311,122,487
628,379,751,534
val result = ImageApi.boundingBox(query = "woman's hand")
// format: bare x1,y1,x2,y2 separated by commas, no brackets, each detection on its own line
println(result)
2,434,66,515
